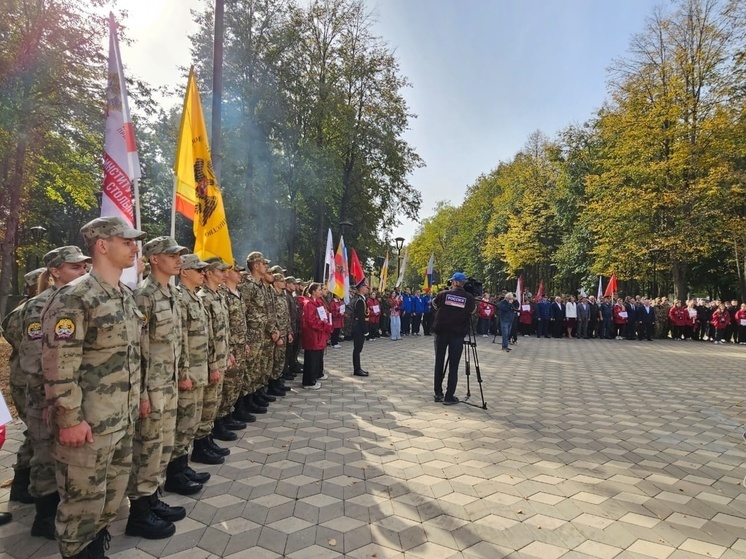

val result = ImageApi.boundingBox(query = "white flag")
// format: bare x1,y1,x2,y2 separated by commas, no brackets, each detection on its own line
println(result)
597,276,603,300
323,228,334,283
395,246,408,288
103,13,141,287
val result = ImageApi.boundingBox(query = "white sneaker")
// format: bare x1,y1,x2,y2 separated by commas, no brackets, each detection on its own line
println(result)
303,382,322,390
318,373,329,380
333,344,341,349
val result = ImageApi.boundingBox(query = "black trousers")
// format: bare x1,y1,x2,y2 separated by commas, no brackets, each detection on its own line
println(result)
411,312,422,334
423,313,432,335
433,334,464,399
352,332,365,372
303,350,323,386
331,328,341,345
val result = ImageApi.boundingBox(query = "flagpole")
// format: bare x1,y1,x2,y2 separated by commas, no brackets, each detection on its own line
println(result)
170,175,177,238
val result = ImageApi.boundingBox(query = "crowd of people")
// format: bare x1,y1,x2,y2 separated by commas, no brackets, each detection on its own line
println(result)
0,216,373,559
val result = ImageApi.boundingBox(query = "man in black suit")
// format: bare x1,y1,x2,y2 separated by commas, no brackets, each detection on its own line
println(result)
550,296,565,338
587,296,599,338
638,298,656,341
624,297,638,340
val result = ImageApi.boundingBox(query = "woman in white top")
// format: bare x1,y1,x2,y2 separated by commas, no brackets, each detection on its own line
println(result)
565,295,578,338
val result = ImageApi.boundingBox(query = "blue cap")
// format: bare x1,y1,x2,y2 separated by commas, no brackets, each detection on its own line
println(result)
449,272,467,283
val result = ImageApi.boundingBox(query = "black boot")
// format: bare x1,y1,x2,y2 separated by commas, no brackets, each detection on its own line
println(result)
84,527,111,559
212,417,238,441
267,381,286,397
257,388,276,403
191,438,224,465
207,434,230,456
125,496,176,539
149,490,185,522
223,414,247,430
184,461,211,484
31,492,59,540
164,456,203,495
233,407,256,423
9,467,33,504
245,394,268,414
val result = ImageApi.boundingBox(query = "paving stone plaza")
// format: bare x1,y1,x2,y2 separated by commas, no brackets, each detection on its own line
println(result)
1,335,745,559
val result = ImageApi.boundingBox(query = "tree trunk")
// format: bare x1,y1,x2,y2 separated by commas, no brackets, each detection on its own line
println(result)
314,201,326,282
671,258,687,300
0,139,28,318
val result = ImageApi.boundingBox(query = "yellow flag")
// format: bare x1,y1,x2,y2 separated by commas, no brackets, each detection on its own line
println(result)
174,67,234,264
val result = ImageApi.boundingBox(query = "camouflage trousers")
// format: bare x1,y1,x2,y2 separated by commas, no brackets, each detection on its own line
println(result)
242,336,265,395
53,425,133,558
218,356,244,418
173,386,204,459
259,336,275,387
196,378,223,439
128,385,177,498
11,383,32,471
272,342,286,381
26,409,56,498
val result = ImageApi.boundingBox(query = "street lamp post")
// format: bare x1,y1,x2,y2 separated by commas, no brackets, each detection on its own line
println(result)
394,237,405,287
28,225,47,271
339,220,352,238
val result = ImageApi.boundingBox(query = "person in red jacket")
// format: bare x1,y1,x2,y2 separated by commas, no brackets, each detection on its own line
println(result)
668,299,688,340
735,303,746,345
612,298,628,340
477,293,493,337
518,298,534,337
329,296,345,348
366,291,382,339
711,302,731,345
301,283,334,389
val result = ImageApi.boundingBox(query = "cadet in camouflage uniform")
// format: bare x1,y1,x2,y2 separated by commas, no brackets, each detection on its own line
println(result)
270,273,293,385
167,254,215,492
125,237,189,540
239,252,275,412
196,258,234,456
261,267,286,397
218,261,253,425
20,247,89,540
1,267,45,504
282,276,299,380
41,216,145,559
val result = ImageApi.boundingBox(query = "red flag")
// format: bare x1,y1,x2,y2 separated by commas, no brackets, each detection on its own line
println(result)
535,280,544,301
603,274,618,297
350,248,365,284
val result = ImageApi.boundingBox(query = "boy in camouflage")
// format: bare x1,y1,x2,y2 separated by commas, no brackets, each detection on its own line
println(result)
41,216,145,559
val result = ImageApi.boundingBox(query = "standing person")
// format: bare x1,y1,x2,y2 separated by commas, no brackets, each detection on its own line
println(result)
126,237,189,540
550,296,565,338
735,303,746,344
684,299,698,340
301,283,333,389
712,302,731,344
518,297,533,337
421,290,433,336
352,279,371,377
366,290,381,339
411,289,424,335
638,298,656,341
624,297,638,340
477,293,493,337
577,297,590,339
668,299,687,341
17,248,89,540
41,216,146,559
600,297,613,339
612,298,628,339
329,295,345,348
587,295,600,338
389,290,402,341
536,295,551,338
379,290,391,337
565,295,578,338
400,288,413,335
432,272,476,405
166,254,214,494
498,293,515,351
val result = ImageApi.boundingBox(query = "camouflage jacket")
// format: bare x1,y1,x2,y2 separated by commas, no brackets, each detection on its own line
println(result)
273,288,290,340
1,298,27,392
18,288,56,413
219,285,247,356
41,270,143,435
135,275,182,396
239,275,271,341
177,286,209,387
284,290,298,333
199,285,230,372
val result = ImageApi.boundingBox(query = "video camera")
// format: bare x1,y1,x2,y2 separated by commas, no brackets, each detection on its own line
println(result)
445,276,483,297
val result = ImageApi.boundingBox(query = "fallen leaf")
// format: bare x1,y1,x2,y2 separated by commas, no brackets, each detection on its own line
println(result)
329,538,337,546
517,509,523,514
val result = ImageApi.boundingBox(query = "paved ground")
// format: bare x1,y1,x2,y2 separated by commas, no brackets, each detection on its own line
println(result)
1,334,745,559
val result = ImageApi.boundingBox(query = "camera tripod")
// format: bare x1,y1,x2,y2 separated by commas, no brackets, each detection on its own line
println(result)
443,323,487,410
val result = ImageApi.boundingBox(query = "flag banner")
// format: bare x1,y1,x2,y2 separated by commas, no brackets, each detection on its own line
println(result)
395,246,408,288
174,67,234,265
516,275,523,306
350,248,364,284
324,228,334,283
103,13,141,288
330,235,349,302
597,276,603,300
535,280,544,301
379,251,389,291
603,273,618,298
423,253,434,293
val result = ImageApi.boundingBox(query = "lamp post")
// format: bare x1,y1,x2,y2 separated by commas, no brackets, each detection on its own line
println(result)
339,220,352,238
28,225,47,271
394,236,405,288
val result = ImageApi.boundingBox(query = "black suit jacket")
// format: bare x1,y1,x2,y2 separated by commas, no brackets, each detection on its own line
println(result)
551,302,565,321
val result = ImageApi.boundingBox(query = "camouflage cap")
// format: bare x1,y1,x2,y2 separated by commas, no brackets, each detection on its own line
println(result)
80,216,146,245
269,265,286,274
43,246,91,269
284,276,297,284
204,256,231,270
180,254,209,270
246,251,271,265
232,259,246,272
272,273,285,282
24,267,46,288
142,236,188,258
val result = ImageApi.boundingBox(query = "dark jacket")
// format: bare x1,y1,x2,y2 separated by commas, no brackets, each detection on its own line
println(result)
432,287,476,337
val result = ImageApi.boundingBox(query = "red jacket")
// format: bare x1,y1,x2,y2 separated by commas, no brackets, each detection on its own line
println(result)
478,300,494,319
668,306,688,327
735,309,746,326
613,304,628,325
366,297,381,324
519,304,533,325
301,297,334,350
388,296,401,317
712,309,731,329
329,299,346,329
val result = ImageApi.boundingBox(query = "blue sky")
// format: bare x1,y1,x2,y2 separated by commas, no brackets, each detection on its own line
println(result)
123,0,658,241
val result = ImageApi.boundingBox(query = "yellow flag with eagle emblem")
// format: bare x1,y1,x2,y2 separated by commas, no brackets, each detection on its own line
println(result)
174,66,234,265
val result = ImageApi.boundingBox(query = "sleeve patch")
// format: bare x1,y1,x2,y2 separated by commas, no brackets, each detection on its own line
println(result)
26,321,42,340
54,318,76,340
445,294,467,308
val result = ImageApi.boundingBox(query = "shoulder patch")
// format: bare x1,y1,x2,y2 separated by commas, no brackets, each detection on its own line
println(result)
26,321,42,340
445,294,467,308
54,318,75,340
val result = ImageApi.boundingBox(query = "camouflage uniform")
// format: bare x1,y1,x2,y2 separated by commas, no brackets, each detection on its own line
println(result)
272,274,291,381
197,283,230,439
239,273,268,395
42,256,144,558
219,284,247,418
128,273,183,498
173,284,209,459
655,302,671,339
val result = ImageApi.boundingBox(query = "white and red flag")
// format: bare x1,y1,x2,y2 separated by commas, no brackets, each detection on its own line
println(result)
103,12,141,287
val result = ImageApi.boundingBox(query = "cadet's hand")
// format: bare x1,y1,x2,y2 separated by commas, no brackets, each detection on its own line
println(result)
178,378,193,391
276,338,285,346
245,344,250,356
288,333,294,344
209,370,222,384
228,354,236,368
139,399,151,418
59,421,93,447
271,331,280,342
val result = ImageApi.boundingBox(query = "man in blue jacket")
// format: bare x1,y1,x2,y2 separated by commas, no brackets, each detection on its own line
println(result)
536,296,551,338
498,293,516,351
400,288,413,335
411,289,425,335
